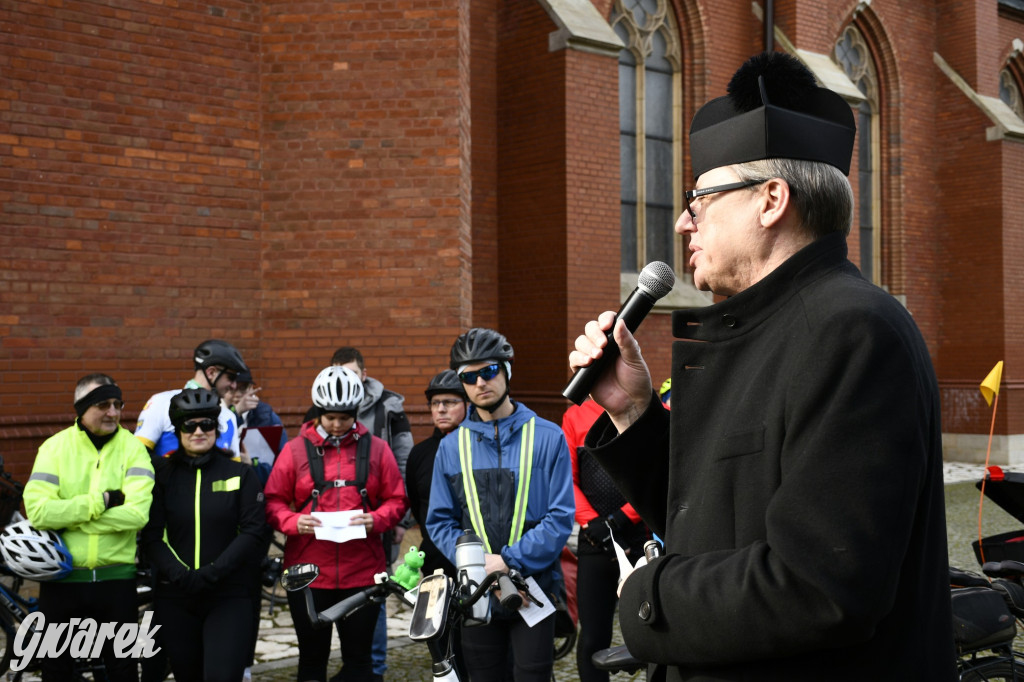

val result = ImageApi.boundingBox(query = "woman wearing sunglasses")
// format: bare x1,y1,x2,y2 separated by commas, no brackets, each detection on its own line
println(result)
141,387,269,682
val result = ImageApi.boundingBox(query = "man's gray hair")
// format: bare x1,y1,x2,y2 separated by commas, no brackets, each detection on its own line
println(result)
734,158,854,238
74,373,116,402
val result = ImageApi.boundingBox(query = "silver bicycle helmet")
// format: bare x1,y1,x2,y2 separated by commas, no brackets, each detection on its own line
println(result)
311,366,364,414
424,369,466,401
0,519,73,581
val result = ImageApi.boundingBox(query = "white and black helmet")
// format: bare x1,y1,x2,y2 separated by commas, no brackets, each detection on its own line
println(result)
311,366,364,415
0,520,73,581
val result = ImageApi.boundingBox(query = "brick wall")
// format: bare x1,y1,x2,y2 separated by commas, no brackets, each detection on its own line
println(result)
3,0,1024,472
0,0,264,471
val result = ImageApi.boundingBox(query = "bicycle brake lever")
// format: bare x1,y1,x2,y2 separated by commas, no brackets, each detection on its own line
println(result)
507,569,545,608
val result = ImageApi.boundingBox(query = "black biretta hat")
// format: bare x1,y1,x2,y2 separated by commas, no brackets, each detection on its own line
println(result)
689,52,856,180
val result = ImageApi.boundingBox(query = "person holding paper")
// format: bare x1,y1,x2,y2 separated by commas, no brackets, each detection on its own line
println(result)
265,365,408,682
426,328,574,682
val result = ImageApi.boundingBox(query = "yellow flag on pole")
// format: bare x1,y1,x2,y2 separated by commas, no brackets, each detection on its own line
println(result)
980,361,1004,407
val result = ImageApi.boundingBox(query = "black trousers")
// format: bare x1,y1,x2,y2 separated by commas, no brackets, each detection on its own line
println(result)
37,578,139,682
153,591,255,682
575,549,621,682
287,586,379,682
461,609,555,682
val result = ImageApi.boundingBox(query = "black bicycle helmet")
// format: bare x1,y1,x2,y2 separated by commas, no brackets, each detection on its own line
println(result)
449,328,514,370
193,339,249,373
169,388,222,429
424,369,466,400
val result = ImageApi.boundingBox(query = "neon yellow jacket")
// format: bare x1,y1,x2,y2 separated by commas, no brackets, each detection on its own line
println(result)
24,424,155,570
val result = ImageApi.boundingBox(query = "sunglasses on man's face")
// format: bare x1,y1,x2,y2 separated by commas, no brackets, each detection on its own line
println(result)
181,418,217,434
458,363,501,385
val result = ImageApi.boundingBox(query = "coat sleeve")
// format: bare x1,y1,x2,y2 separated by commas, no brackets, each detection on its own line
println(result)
24,436,105,530
499,426,575,576
586,392,671,536
140,471,189,581
425,438,463,566
203,465,269,583
405,443,428,528
75,442,155,534
368,440,409,534
264,440,303,536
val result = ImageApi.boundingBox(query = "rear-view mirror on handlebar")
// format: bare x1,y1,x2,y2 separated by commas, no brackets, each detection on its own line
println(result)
280,563,319,592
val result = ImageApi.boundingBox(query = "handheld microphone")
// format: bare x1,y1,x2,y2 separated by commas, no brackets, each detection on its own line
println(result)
563,261,676,406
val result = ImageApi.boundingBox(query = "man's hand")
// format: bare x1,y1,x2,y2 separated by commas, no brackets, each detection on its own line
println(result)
238,386,261,414
570,312,653,432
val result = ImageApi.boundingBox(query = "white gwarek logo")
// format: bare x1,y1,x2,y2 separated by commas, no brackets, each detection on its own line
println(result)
10,610,162,671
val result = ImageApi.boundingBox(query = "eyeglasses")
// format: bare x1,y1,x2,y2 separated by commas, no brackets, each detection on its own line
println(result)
683,179,767,221
91,400,124,412
458,363,501,385
430,398,464,410
210,367,238,383
181,418,217,434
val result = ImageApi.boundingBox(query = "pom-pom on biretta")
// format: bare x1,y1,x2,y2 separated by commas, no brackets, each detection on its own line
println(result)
688,51,856,179
727,52,818,111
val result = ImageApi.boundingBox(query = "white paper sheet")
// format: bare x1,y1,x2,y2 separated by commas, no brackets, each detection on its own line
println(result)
311,510,367,544
518,576,556,627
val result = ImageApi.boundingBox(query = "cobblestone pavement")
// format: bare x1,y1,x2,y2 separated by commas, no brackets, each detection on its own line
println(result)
251,461,990,681
6,462,994,681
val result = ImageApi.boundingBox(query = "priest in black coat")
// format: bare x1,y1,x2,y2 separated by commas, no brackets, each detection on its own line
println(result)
570,52,956,681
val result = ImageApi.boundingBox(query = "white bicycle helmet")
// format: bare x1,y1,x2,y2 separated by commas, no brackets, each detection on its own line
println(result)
311,366,364,414
0,519,73,581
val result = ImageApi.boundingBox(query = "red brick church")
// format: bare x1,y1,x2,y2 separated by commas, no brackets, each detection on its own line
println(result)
2,0,1023,471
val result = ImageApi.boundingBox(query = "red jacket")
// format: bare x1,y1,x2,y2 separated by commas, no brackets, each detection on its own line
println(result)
265,420,408,589
562,399,640,527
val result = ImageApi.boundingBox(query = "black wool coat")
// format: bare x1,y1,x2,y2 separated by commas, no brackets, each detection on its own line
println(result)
587,233,957,681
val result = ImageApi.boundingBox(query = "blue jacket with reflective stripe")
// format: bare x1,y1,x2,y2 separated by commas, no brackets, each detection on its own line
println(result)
426,401,574,585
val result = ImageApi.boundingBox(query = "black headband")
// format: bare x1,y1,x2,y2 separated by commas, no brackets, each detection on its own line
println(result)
74,384,122,417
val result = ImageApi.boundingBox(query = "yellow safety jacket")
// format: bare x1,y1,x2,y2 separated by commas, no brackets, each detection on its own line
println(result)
24,424,154,578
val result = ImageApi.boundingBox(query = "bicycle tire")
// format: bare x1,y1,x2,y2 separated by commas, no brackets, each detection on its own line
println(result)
553,625,577,661
0,612,14,676
960,656,1024,681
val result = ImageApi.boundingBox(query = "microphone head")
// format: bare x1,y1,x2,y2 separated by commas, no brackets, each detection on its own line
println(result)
637,261,676,299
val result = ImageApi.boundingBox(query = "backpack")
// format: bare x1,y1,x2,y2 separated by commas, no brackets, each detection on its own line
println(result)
298,433,376,513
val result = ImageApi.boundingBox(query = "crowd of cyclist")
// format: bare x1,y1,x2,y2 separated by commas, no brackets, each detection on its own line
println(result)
0,330,655,682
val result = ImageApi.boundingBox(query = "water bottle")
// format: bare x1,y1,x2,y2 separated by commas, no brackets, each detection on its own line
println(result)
455,530,491,626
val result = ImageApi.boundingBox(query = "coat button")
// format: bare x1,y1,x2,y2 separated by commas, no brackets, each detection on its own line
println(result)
639,601,652,621
722,314,737,328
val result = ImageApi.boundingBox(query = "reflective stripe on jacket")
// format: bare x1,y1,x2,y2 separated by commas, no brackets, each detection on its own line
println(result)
24,424,154,570
426,401,574,581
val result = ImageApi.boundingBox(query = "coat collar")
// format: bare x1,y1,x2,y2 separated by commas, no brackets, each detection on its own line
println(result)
672,233,855,341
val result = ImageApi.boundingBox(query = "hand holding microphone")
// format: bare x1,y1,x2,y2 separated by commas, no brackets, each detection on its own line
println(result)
566,262,675,427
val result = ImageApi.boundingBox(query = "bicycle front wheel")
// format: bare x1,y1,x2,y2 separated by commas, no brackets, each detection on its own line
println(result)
960,656,1024,681
0,612,15,676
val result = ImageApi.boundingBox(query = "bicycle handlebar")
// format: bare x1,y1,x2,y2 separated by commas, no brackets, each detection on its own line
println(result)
303,568,542,630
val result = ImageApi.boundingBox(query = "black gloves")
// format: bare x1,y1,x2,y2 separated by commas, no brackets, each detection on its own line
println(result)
104,489,125,509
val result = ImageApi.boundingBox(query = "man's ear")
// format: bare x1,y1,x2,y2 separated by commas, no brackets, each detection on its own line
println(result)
758,177,791,230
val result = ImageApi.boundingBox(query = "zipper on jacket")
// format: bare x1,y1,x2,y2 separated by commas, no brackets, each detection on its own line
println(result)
194,468,202,568
494,422,503,533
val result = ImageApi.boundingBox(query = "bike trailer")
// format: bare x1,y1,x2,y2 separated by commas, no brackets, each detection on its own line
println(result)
973,469,1024,564
951,586,1017,653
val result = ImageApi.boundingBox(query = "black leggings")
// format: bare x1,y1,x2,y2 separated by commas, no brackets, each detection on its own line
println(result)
153,592,255,682
575,550,620,682
37,578,139,682
460,609,555,682
287,586,379,682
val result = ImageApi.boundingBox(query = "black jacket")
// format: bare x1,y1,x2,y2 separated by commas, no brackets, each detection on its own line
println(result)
587,234,957,680
142,448,268,597
406,428,456,577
